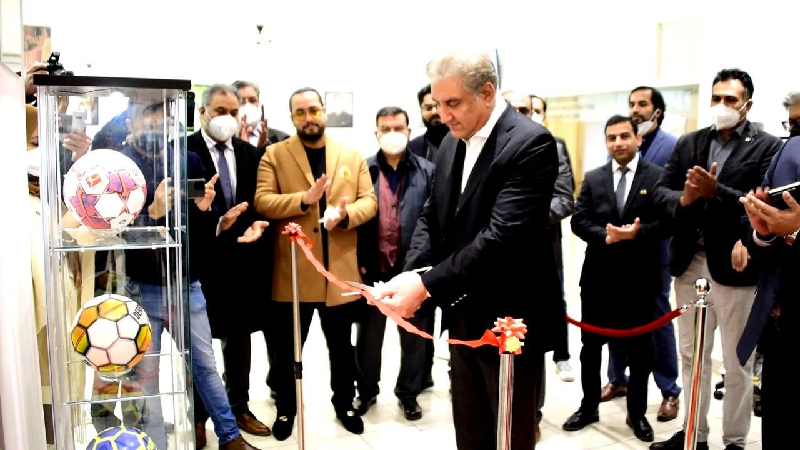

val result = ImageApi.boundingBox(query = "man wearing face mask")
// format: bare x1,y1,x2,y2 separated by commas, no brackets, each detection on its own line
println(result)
354,107,436,420
601,86,682,422
254,87,377,440
232,80,290,150
650,69,783,450
408,84,450,162
187,84,275,444
781,91,800,139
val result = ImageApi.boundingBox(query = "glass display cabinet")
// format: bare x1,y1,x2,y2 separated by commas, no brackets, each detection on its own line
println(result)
34,75,194,449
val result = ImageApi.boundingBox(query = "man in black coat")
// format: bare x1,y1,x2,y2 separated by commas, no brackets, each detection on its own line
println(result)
189,84,275,442
650,69,783,450
373,51,561,450
563,115,670,443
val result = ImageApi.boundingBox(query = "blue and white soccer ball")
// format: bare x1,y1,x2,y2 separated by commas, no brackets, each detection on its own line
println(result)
86,425,156,450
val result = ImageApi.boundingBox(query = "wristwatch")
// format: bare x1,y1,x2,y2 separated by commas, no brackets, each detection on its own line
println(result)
784,228,800,245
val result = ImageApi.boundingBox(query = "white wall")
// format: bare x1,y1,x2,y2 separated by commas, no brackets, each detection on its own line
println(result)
20,0,800,155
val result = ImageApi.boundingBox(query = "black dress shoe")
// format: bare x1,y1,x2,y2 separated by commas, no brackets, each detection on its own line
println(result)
626,416,654,442
724,445,744,450
272,415,294,441
336,409,364,434
649,431,708,450
354,395,377,416
398,398,422,421
562,408,599,431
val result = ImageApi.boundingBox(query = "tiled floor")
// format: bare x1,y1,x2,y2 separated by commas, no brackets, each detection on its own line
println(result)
202,232,763,449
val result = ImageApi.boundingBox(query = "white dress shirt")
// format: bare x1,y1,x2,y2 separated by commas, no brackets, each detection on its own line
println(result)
460,99,507,193
611,153,639,207
201,128,237,199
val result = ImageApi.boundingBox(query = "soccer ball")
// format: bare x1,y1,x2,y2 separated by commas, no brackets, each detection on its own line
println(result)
63,149,147,230
86,425,156,450
71,294,152,378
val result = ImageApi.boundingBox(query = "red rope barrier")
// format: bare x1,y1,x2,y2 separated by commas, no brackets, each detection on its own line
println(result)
565,307,685,337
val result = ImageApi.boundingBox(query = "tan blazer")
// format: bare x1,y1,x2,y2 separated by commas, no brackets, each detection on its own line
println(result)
255,135,377,306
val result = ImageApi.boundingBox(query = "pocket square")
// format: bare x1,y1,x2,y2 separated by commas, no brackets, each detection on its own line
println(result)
640,189,648,195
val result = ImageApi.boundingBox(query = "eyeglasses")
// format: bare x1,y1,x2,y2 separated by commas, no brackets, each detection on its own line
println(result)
421,104,438,112
293,107,323,120
514,107,531,116
782,118,800,132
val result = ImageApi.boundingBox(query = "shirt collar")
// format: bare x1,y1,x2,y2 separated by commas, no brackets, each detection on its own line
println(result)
201,127,233,150
612,152,639,174
464,99,507,144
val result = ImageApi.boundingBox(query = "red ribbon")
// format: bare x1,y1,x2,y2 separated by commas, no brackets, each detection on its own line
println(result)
284,224,503,350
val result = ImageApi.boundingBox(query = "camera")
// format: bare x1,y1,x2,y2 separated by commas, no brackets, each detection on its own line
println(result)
46,52,74,76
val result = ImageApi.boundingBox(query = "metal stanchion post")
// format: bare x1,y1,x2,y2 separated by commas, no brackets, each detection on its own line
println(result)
496,353,514,450
685,278,712,450
290,241,305,450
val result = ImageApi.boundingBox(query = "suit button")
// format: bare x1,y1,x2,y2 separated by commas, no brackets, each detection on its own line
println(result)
313,227,320,233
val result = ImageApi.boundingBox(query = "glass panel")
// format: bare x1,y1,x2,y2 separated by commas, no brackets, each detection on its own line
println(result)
37,76,193,450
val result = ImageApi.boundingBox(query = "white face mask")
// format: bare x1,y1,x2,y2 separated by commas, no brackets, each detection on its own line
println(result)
711,102,747,130
205,113,239,142
531,113,544,124
379,132,408,155
238,103,262,127
636,111,659,136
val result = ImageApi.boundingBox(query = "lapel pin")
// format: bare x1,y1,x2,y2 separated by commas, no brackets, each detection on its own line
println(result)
640,189,647,195
745,137,752,142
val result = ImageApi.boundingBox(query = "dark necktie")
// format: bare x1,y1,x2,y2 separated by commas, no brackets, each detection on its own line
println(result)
214,142,234,209
616,165,629,215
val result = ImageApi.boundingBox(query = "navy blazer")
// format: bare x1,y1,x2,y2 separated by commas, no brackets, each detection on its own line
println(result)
357,150,435,284
653,121,783,286
737,137,800,365
642,127,678,168
406,103,562,351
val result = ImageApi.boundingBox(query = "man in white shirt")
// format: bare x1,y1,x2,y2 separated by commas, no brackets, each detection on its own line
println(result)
373,50,562,450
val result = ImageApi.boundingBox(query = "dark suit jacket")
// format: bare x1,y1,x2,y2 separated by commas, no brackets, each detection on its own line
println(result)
572,158,670,328
653,121,782,286
405,104,562,352
737,137,800,365
549,137,575,270
357,150,435,284
187,131,272,337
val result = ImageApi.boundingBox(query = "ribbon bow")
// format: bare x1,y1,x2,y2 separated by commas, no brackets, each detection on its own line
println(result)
282,222,314,248
479,317,527,355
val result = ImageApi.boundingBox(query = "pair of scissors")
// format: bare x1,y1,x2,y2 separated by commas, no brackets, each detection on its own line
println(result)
340,266,432,297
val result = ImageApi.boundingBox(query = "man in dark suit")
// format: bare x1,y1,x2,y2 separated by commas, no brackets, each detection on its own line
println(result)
650,69,783,450
188,84,275,443
232,80,291,150
602,86,682,423
564,115,669,443
373,51,561,450
737,136,800,449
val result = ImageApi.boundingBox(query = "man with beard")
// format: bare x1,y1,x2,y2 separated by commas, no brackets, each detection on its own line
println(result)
601,86,682,423
408,84,451,161
254,87,377,441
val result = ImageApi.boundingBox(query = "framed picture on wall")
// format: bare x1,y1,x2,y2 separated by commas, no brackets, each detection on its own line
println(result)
325,91,353,127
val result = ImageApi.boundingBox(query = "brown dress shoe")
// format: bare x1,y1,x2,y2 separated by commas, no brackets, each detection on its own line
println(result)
235,411,272,436
534,423,541,443
600,383,627,402
657,396,679,422
195,423,207,449
219,435,262,450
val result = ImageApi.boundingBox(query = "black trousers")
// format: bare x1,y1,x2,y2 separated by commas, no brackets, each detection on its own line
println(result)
395,302,435,400
355,300,387,399
579,329,653,419
449,315,542,450
194,326,276,424
270,300,359,416
761,314,791,449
